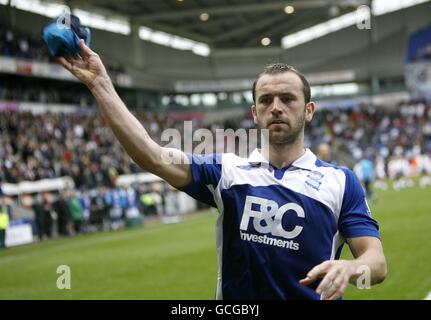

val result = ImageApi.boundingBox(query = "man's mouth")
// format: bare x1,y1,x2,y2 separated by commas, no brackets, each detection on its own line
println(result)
269,120,288,126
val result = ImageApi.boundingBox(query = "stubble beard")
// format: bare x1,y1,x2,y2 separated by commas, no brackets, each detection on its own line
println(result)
258,111,306,147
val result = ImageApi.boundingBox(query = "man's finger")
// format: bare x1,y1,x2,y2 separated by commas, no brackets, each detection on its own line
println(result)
321,274,345,300
299,276,314,285
80,39,95,58
68,55,86,69
65,55,81,69
327,283,347,300
326,278,348,300
300,261,331,285
316,269,339,295
57,57,72,71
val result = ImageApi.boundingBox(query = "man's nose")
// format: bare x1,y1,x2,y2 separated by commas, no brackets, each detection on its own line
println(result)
270,96,283,114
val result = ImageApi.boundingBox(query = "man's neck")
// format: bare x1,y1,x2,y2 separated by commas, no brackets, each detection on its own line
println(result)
263,140,306,169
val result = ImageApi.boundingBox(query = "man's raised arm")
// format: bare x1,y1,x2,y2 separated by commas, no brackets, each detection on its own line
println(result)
58,40,192,188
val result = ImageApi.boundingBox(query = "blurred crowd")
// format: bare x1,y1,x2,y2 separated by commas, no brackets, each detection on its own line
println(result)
307,101,431,177
7,182,169,241
0,111,185,188
206,100,431,179
1,100,430,194
2,21,430,183
0,83,95,106
0,22,50,62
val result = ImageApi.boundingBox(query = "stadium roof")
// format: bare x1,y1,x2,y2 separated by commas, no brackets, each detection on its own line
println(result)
66,0,371,49
2,0,429,83
4,0,429,56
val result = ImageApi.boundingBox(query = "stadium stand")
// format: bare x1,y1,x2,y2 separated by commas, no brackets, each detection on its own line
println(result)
2,0,431,305
0,1,430,250
1,102,430,187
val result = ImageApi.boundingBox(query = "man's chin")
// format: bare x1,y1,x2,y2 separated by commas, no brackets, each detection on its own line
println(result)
269,133,291,145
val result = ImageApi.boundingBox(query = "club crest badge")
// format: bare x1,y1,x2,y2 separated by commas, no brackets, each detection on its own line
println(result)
305,171,324,190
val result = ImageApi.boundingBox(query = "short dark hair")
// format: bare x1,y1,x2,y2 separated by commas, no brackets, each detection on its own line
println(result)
252,63,311,104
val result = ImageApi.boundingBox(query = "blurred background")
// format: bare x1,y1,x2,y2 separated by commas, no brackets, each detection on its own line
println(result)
0,0,430,300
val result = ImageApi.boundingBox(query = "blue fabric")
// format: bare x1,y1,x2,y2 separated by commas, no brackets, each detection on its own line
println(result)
42,15,91,57
315,159,380,239
339,168,379,239
178,153,222,208
219,184,337,299
179,153,380,299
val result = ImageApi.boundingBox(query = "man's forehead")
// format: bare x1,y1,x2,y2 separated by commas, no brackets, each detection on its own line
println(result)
256,72,303,95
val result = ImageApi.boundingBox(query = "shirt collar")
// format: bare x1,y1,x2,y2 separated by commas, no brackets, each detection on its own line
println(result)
248,148,317,171
248,148,269,165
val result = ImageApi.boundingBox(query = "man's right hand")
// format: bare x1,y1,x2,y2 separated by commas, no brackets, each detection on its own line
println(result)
57,39,109,90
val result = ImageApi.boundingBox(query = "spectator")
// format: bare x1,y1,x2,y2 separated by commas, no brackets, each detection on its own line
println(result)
355,155,375,200
41,192,53,239
316,143,337,165
89,186,109,231
67,190,83,234
32,193,45,241
140,192,157,217
0,189,10,249
54,191,71,236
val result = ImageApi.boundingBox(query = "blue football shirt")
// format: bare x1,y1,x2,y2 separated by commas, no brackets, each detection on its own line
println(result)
179,148,380,300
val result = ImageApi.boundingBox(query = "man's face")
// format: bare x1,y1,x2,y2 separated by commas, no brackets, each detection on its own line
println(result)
251,71,315,145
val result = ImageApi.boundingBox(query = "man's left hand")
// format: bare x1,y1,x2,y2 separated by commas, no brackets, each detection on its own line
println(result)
299,260,359,300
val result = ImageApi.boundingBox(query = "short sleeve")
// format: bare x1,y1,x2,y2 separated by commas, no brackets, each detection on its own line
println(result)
177,153,222,208
338,169,380,239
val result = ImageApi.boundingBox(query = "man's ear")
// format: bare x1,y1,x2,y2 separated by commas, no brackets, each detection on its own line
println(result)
305,101,316,122
251,105,258,124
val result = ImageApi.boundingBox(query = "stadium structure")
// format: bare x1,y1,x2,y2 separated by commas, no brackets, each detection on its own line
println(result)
0,0,430,300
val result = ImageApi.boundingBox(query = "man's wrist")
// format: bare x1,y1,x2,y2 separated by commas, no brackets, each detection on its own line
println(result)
347,259,369,283
88,75,112,92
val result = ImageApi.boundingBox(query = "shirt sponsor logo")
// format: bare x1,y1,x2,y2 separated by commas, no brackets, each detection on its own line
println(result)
240,195,304,250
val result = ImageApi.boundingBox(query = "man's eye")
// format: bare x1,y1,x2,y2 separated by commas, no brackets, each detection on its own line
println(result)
281,96,294,104
260,97,271,104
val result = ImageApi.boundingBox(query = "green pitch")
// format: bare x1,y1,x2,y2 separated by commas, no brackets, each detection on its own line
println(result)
0,180,430,300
